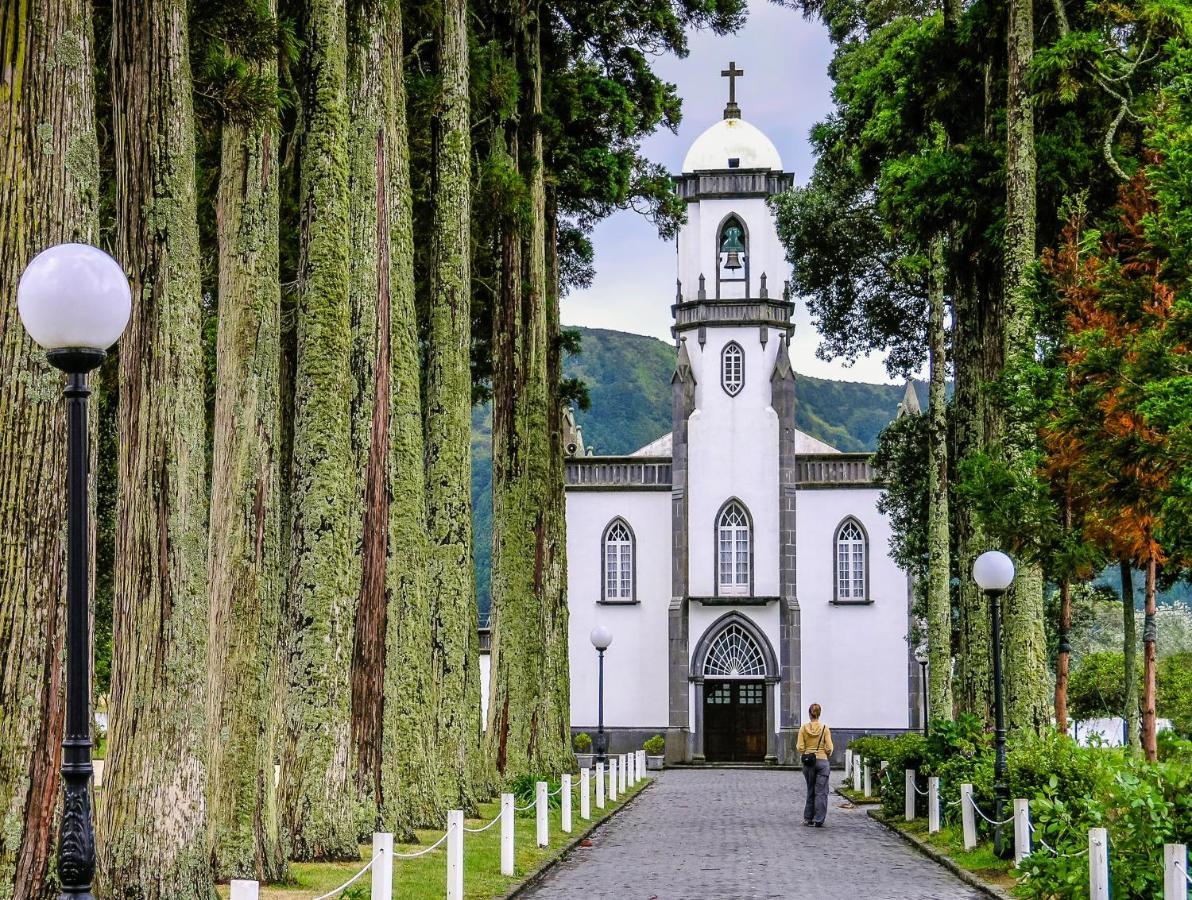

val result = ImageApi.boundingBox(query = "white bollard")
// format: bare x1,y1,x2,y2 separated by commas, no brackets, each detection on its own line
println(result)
500,793,514,877
961,784,977,851
928,777,940,834
1013,799,1030,865
628,751,636,785
580,767,591,820
905,770,916,821
371,832,393,900
1089,827,1110,900
536,781,548,847
596,762,606,809
1164,843,1188,900
447,809,464,900
637,749,646,778
609,759,618,801
853,757,862,792
619,754,627,792
863,763,872,798
844,749,852,779
229,881,259,900
561,773,572,833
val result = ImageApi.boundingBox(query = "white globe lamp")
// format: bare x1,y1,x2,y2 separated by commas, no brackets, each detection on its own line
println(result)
972,550,1016,593
590,625,613,651
17,243,131,371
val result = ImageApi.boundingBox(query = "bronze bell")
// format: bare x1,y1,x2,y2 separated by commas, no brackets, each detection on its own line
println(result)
721,225,745,270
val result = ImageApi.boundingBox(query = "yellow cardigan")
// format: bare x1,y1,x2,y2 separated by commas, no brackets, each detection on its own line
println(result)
796,722,834,760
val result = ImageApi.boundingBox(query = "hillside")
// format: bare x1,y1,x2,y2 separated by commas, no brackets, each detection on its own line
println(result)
472,327,918,617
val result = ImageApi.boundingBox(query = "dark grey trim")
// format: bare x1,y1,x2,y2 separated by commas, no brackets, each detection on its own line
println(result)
829,599,875,606
690,595,777,606
673,169,794,201
668,340,696,764
794,483,880,491
567,485,672,493
600,516,636,604
832,516,871,603
771,336,801,746
713,497,754,598
670,297,795,336
720,339,745,397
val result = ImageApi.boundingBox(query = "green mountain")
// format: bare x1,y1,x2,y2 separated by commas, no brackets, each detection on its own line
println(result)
472,327,918,618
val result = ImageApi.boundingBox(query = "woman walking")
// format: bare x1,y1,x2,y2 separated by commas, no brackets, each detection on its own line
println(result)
798,702,833,827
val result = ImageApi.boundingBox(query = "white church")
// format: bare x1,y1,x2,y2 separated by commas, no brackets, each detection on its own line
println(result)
559,67,918,765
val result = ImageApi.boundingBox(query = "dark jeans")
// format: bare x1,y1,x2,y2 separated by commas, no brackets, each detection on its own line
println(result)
803,758,830,824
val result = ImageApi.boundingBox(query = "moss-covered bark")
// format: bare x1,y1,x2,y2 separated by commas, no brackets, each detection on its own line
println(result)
279,0,360,860
486,3,573,779
424,0,482,813
98,1,213,895
346,0,441,833
1001,0,1052,732
925,236,953,723
205,1,286,879
1120,561,1140,751
0,2,98,895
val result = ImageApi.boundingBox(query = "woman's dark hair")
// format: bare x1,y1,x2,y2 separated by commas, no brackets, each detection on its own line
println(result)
809,703,821,719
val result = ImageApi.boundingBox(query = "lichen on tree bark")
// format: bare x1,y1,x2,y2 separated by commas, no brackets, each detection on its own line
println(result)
98,0,214,895
205,0,287,879
278,0,361,860
0,2,99,896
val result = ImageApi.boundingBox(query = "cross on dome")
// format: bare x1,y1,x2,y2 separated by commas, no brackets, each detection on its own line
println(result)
721,61,744,119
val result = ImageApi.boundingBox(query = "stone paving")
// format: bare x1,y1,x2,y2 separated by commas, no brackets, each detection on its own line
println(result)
522,768,987,899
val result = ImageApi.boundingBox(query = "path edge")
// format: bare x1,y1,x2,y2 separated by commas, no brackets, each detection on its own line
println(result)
865,807,1014,900
502,777,657,899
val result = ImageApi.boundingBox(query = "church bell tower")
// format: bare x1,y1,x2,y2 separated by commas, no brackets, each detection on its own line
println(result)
666,64,803,764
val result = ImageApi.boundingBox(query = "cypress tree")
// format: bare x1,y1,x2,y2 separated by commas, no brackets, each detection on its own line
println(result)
204,0,287,880
424,0,483,811
0,1,99,895
279,0,360,859
99,0,213,894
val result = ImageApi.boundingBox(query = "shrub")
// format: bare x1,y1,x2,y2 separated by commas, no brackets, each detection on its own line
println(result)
643,734,665,755
508,773,562,815
1158,651,1192,737
573,731,592,752
1068,651,1139,720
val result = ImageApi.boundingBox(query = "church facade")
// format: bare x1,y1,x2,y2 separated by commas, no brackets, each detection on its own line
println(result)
562,73,918,765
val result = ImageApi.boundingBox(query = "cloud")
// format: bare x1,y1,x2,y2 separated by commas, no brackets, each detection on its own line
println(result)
560,1,907,385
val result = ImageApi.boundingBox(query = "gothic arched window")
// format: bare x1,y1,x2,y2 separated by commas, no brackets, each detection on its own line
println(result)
716,216,749,299
717,501,751,596
834,517,868,601
602,518,635,602
721,341,744,396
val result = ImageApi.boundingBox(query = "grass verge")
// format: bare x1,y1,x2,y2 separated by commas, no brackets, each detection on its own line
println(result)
215,778,651,899
835,783,882,805
867,808,1017,897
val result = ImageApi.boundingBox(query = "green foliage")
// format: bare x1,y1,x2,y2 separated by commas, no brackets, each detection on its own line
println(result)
508,774,563,814
1068,651,1139,720
1158,652,1192,736
872,412,930,584
573,732,592,752
643,735,665,755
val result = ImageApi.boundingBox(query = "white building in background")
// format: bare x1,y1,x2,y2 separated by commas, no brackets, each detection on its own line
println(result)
558,67,917,765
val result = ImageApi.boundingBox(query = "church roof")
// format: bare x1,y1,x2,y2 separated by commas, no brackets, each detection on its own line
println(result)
629,429,840,457
681,117,783,173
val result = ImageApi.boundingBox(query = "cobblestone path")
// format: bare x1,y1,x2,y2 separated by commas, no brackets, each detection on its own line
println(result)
521,768,987,899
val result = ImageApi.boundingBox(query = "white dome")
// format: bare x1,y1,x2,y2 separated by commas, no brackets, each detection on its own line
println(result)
681,117,783,173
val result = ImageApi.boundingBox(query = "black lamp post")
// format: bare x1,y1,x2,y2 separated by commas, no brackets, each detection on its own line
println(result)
973,549,1016,860
590,625,613,764
18,243,132,900
915,648,929,736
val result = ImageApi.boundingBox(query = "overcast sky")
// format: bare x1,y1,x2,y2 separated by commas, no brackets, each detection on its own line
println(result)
558,1,902,385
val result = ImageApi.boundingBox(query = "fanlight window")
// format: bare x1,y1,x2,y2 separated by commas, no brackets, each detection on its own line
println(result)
703,623,767,677
603,520,634,601
721,342,744,397
717,501,750,595
836,518,867,600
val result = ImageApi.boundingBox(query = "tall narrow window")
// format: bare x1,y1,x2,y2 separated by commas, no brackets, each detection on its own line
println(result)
721,341,744,396
835,518,867,601
603,519,634,602
717,501,751,595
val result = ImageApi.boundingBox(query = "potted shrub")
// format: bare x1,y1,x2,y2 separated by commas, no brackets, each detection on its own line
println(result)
574,732,593,768
644,734,665,770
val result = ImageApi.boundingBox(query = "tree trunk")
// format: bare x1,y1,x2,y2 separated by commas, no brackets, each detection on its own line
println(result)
1001,0,1052,732
424,0,482,812
486,1,573,779
1120,561,1140,751
205,1,286,878
0,2,98,895
279,0,360,860
1142,556,1158,761
1055,578,1071,735
925,235,954,724
99,1,213,895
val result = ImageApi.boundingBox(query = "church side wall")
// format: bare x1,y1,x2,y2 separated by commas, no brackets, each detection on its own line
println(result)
566,489,671,737
796,487,911,731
